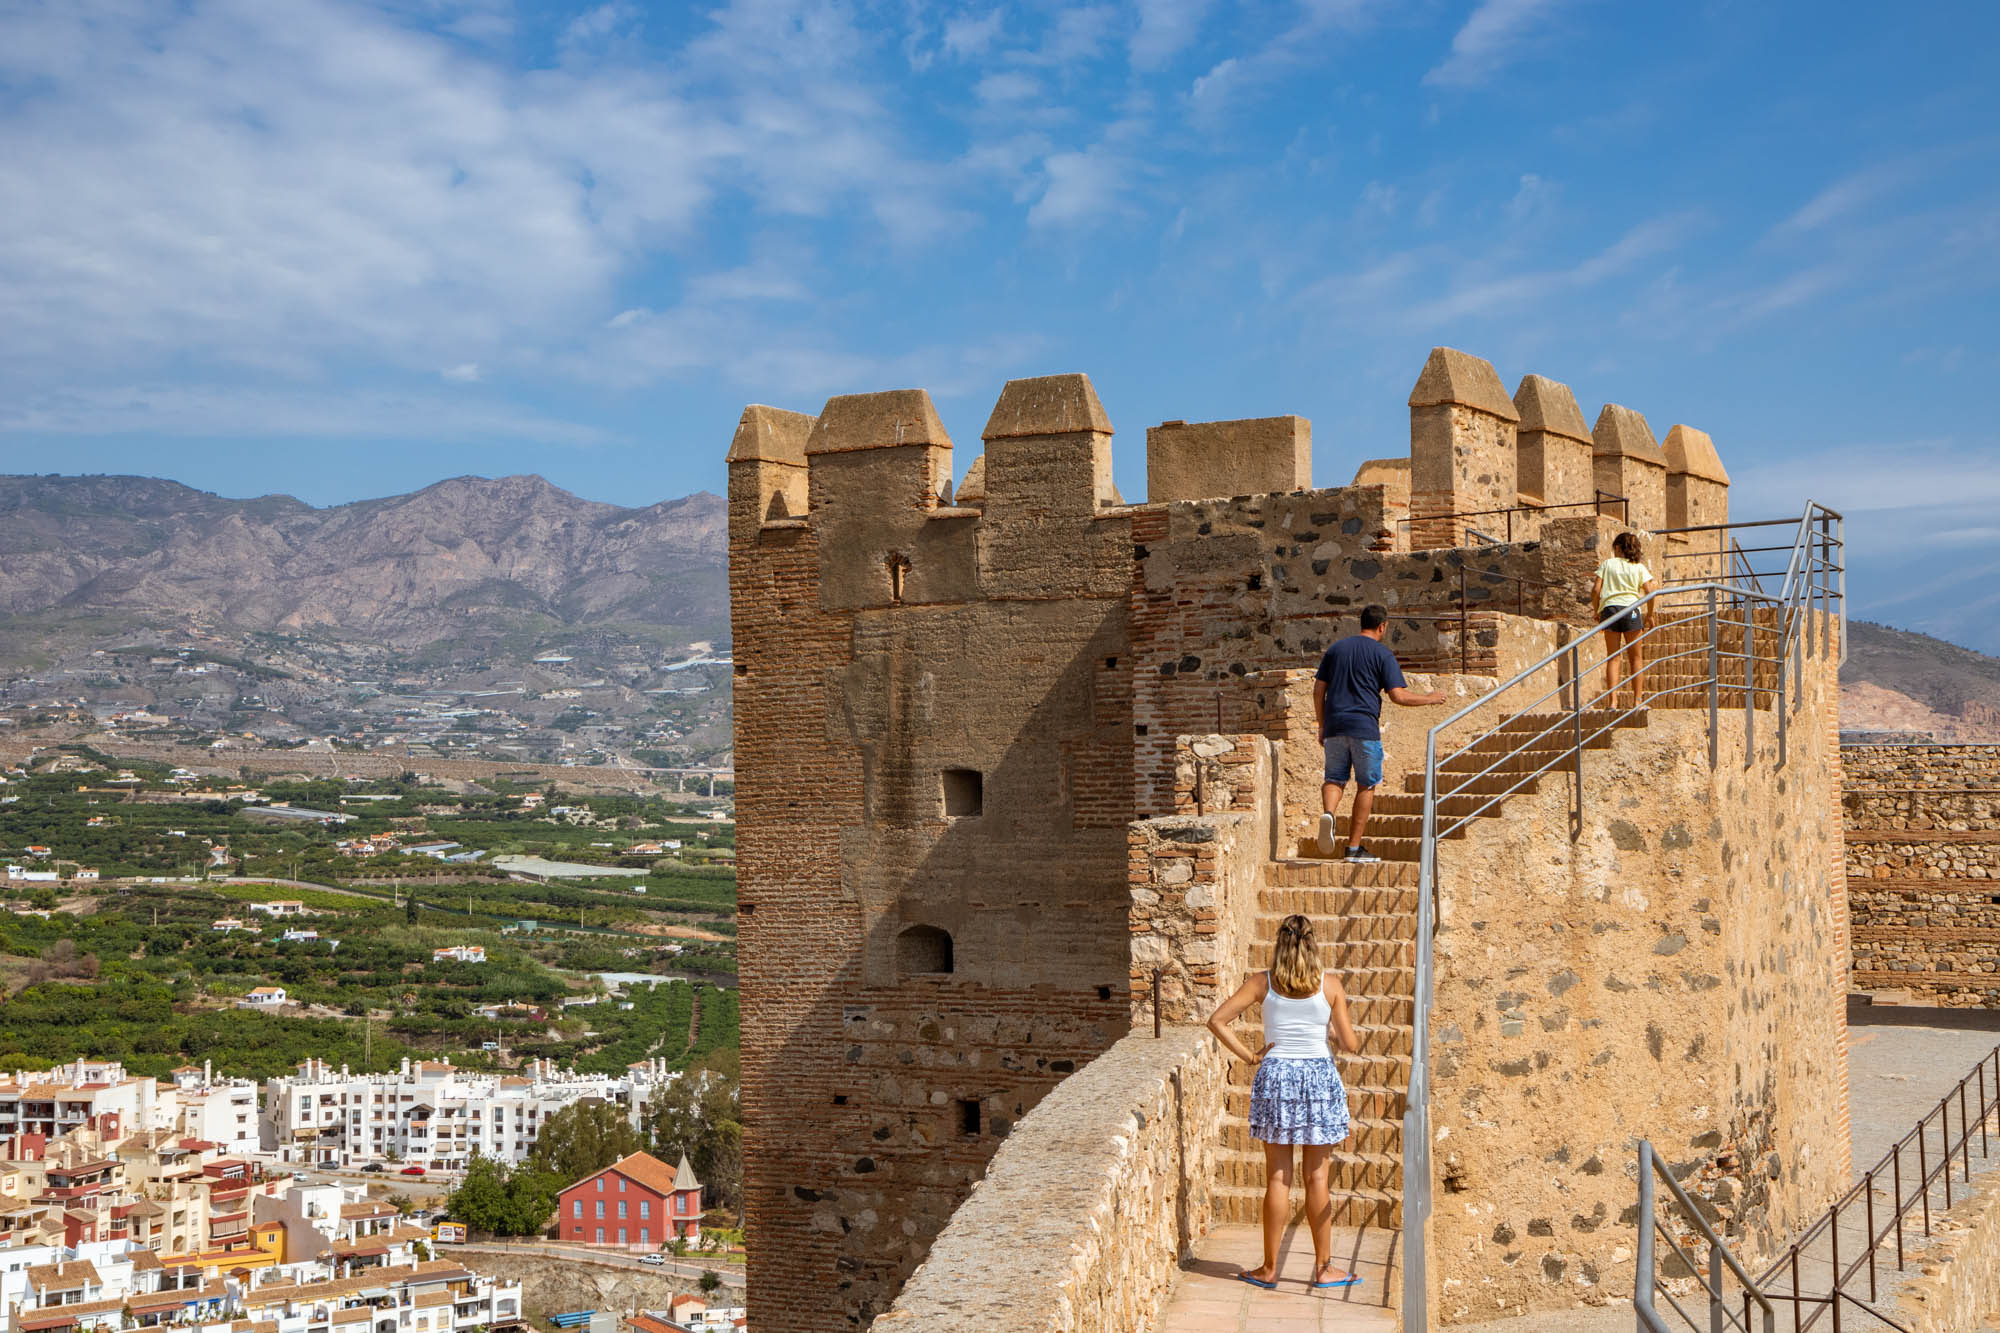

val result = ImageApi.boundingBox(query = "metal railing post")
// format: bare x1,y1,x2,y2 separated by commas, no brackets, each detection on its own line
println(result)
1570,643,1584,838
1708,586,1720,769
1777,628,1788,767
1742,613,1755,764
1636,1141,1657,1310
1710,1237,1726,1333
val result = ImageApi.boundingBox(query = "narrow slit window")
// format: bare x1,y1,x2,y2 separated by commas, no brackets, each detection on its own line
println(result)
958,1099,981,1137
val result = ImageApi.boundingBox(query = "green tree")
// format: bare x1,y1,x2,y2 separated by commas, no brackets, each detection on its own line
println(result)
698,1271,722,1297
524,1100,644,1183
643,1053,742,1214
405,895,418,925
448,1156,512,1234
500,1167,563,1236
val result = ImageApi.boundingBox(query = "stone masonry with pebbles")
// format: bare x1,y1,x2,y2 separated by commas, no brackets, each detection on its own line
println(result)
1848,745,2000,1005
729,347,1840,1330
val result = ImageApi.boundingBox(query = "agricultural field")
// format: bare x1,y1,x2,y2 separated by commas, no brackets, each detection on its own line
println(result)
0,749,738,1081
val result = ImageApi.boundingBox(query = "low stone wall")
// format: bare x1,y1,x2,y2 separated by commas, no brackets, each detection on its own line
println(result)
875,1027,1228,1333
1891,1166,2000,1333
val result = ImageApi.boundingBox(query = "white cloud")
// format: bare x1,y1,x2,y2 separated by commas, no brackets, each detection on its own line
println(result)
0,0,973,411
942,9,1005,58
1129,0,1213,70
1027,149,1128,228
976,71,1043,103
1424,0,1573,89
441,364,482,383
0,383,610,446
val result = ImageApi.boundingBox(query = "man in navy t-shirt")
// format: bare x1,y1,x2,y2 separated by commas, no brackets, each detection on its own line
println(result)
1313,604,1446,862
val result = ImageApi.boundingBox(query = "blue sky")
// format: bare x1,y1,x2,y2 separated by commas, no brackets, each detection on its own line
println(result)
2,0,1997,644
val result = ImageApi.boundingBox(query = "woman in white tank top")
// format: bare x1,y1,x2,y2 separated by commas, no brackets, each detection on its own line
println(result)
1205,913,1362,1290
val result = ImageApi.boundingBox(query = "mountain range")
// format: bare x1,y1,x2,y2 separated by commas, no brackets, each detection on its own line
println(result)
0,473,726,658
2,473,1997,744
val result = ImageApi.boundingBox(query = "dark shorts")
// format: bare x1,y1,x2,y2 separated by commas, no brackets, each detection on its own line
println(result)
1323,736,1384,788
1598,602,1642,634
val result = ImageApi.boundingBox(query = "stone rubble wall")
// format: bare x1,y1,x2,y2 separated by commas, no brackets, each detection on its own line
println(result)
1127,734,1272,1027
1427,655,1848,1324
875,1027,1228,1333
1847,746,2000,1006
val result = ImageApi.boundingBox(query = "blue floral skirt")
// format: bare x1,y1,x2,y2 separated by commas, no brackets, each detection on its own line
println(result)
1249,1057,1352,1145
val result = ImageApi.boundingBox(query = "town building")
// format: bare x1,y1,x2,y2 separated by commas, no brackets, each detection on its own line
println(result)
554,1152,702,1248
428,946,484,965
241,988,288,1008
260,1059,668,1171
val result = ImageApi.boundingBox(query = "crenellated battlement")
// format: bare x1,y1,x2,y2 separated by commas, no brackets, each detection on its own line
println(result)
728,348,1732,583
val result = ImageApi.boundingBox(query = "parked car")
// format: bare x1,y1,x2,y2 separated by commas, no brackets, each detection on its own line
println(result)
638,1254,665,1267
400,1165,427,1176
362,1163,387,1173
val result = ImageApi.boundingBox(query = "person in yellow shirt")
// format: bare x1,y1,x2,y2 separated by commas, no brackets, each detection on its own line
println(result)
1590,531,1658,709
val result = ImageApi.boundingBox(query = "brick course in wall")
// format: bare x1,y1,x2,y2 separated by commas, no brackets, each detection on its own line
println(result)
1847,746,2000,1006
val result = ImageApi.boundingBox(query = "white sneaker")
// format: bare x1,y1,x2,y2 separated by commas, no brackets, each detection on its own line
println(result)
1318,812,1336,853
1345,845,1381,864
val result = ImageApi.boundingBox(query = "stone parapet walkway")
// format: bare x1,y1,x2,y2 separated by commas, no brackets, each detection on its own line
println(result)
1157,1222,1396,1331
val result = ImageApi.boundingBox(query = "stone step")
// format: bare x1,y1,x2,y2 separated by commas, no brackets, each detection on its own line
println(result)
1221,1117,1403,1156
1240,962,1413,997
1364,792,1497,820
1403,771,1545,797
1215,1150,1402,1194
1225,1083,1407,1121
1248,908,1424,940
1211,1184,1400,1228
1256,884,1419,916
1242,934,1414,970
1314,812,1469,842
1242,992,1415,1026
1262,859,1420,888
1296,835,1421,863
1223,1029,1414,1069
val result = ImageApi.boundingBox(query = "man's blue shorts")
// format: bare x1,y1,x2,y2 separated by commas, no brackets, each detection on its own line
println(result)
1324,736,1385,788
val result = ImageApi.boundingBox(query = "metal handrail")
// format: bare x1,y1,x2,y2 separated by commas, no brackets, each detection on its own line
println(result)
1397,504,1844,1331
1636,1140,1779,1333
1397,490,1632,544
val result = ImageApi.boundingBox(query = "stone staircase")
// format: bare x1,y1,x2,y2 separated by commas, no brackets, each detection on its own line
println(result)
1211,709,1658,1230
1207,617,1785,1232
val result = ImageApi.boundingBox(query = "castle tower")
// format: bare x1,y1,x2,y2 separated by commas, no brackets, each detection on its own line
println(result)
729,376,1135,1332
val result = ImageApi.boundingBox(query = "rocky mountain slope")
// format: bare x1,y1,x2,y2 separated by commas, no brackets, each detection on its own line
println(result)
0,474,726,654
1840,621,2000,740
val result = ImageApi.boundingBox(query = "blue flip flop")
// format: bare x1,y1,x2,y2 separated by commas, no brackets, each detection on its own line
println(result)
1312,1272,1363,1290
1234,1272,1278,1290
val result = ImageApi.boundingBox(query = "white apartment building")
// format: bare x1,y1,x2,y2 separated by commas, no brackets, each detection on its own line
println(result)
0,1062,160,1141
165,1066,260,1157
261,1059,669,1171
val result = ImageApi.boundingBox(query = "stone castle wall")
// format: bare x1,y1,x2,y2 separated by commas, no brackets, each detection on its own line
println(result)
730,347,1779,1329
1847,745,2000,1005
1428,654,1849,1321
